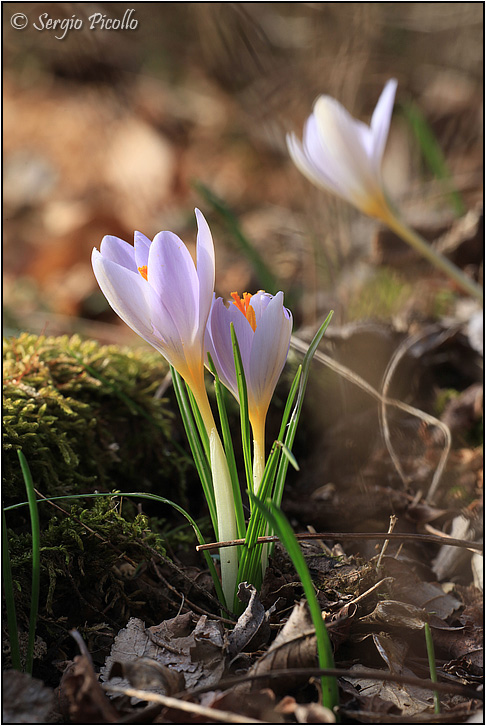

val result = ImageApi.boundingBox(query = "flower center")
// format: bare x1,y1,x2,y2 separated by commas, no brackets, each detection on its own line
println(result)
231,291,256,331
138,266,148,281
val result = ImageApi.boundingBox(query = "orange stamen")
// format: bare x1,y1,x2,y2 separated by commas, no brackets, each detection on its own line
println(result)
138,265,148,281
231,291,257,331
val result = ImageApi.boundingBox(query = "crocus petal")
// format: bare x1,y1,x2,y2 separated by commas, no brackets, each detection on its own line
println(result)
205,290,292,422
287,131,337,195
249,292,292,412
133,231,152,270
147,230,199,345
288,81,397,218
92,249,153,342
313,96,377,201
99,235,137,272
205,296,253,399
370,79,397,169
195,209,215,334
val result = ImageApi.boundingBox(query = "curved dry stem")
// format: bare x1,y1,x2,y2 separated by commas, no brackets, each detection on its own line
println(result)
290,335,451,504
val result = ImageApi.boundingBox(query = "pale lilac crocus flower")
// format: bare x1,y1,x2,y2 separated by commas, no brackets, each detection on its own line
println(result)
287,79,397,220
287,81,483,302
205,290,293,492
92,209,238,606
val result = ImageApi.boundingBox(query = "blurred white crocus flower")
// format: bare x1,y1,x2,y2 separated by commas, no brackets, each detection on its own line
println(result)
287,79,397,220
287,80,483,303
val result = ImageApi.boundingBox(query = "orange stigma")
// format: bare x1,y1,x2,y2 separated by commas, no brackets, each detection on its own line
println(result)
138,265,148,281
231,291,256,331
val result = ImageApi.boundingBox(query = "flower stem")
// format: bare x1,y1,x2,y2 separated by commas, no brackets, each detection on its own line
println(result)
192,384,239,608
252,414,266,495
382,209,483,303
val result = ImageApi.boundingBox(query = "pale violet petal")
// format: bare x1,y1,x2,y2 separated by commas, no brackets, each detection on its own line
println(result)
145,283,189,370
205,297,239,398
247,291,273,326
92,249,154,342
370,79,397,169
195,209,215,333
313,96,378,201
287,130,343,198
148,230,199,345
249,292,292,411
134,231,152,270
99,235,137,272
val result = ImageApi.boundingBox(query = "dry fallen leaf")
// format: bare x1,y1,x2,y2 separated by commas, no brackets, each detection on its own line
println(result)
3,670,55,725
101,613,227,695
239,600,320,694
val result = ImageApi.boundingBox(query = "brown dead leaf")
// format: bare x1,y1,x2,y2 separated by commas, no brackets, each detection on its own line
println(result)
59,632,119,724
382,557,462,618
101,614,226,695
109,657,185,695
360,600,427,631
275,694,336,723
208,687,285,722
228,582,272,660
344,665,434,717
240,600,319,694
3,670,54,725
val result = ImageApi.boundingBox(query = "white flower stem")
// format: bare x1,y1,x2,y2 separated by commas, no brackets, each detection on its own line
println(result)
209,430,239,608
382,208,483,304
193,385,238,609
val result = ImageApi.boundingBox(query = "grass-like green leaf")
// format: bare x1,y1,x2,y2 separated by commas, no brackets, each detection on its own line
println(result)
401,101,465,217
249,494,339,714
17,450,41,674
273,312,333,509
230,323,253,493
2,508,21,671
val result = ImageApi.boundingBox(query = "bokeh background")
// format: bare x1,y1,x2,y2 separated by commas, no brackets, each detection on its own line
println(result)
4,2,483,343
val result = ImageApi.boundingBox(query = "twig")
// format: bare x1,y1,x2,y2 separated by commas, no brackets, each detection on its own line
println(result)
376,515,398,571
102,685,265,723
185,667,482,701
196,531,483,552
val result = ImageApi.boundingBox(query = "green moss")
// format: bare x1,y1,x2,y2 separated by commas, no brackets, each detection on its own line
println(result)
3,333,189,507
5,495,169,643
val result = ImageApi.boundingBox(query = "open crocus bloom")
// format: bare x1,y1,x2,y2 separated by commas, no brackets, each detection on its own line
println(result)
206,291,292,423
92,209,214,400
205,290,293,489
93,209,240,607
287,79,397,219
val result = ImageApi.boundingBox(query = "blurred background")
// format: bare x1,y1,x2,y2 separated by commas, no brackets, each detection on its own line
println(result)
4,2,483,343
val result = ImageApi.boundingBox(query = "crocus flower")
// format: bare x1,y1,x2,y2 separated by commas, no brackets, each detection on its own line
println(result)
92,209,215,414
205,290,293,490
92,209,238,607
287,79,397,220
287,81,483,303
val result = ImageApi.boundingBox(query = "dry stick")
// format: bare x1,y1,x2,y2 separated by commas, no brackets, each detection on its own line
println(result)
379,326,454,503
376,515,398,571
183,666,482,701
196,531,483,552
290,336,451,504
103,685,265,724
